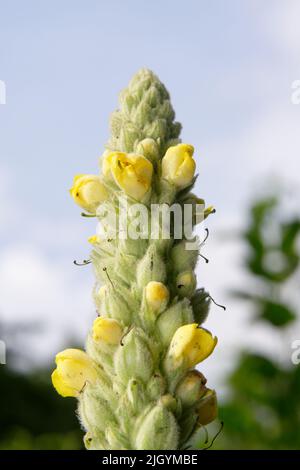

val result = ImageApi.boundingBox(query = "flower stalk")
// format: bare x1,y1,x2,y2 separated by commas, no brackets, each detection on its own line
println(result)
52,68,218,450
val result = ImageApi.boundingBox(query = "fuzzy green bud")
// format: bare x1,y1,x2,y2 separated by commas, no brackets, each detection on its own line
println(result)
134,405,179,450
136,245,166,288
159,394,180,414
156,298,194,346
106,424,131,450
171,240,199,273
95,283,133,326
114,328,154,383
79,387,116,432
146,373,166,400
135,138,160,162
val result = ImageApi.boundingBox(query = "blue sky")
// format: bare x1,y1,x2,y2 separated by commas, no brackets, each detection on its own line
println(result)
0,0,299,390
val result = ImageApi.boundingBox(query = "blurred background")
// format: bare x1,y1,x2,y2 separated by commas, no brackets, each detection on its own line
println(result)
0,0,299,449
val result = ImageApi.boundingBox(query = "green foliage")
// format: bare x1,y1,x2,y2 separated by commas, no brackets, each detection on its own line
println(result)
0,364,83,449
218,197,300,449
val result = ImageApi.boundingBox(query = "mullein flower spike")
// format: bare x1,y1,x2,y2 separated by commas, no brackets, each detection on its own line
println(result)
52,68,218,449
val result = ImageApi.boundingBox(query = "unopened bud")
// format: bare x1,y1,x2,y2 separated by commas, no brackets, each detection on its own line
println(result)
146,373,166,400
167,323,217,369
79,387,115,431
136,138,160,162
159,394,178,413
92,317,123,345
134,405,179,450
161,144,196,189
137,245,166,288
114,328,153,383
196,389,218,425
156,298,194,346
176,271,196,298
176,370,207,408
171,240,198,273
145,281,169,314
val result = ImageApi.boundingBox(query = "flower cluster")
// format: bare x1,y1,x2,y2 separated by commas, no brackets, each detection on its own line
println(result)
52,69,217,450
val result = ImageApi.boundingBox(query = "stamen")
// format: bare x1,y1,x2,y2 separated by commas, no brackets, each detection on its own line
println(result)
81,212,96,218
200,228,209,246
208,295,226,310
199,253,209,263
74,259,92,266
79,381,88,394
202,421,224,450
203,425,209,444
103,267,114,288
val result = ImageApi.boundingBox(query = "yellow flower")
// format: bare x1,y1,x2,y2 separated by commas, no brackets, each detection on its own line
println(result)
169,323,217,368
101,150,123,178
70,174,108,213
196,389,218,425
145,281,169,313
92,317,122,345
88,235,101,245
51,349,97,398
104,151,153,200
161,144,196,188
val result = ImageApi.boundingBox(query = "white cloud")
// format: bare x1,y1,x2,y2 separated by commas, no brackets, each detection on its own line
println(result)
0,243,95,368
265,0,300,56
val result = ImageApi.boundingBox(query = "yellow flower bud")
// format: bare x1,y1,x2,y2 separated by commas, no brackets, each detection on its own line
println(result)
161,143,196,188
92,317,122,345
104,151,153,200
70,174,108,213
145,281,169,313
51,349,97,398
168,323,217,369
101,150,122,178
176,271,197,298
196,389,218,425
88,235,101,245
